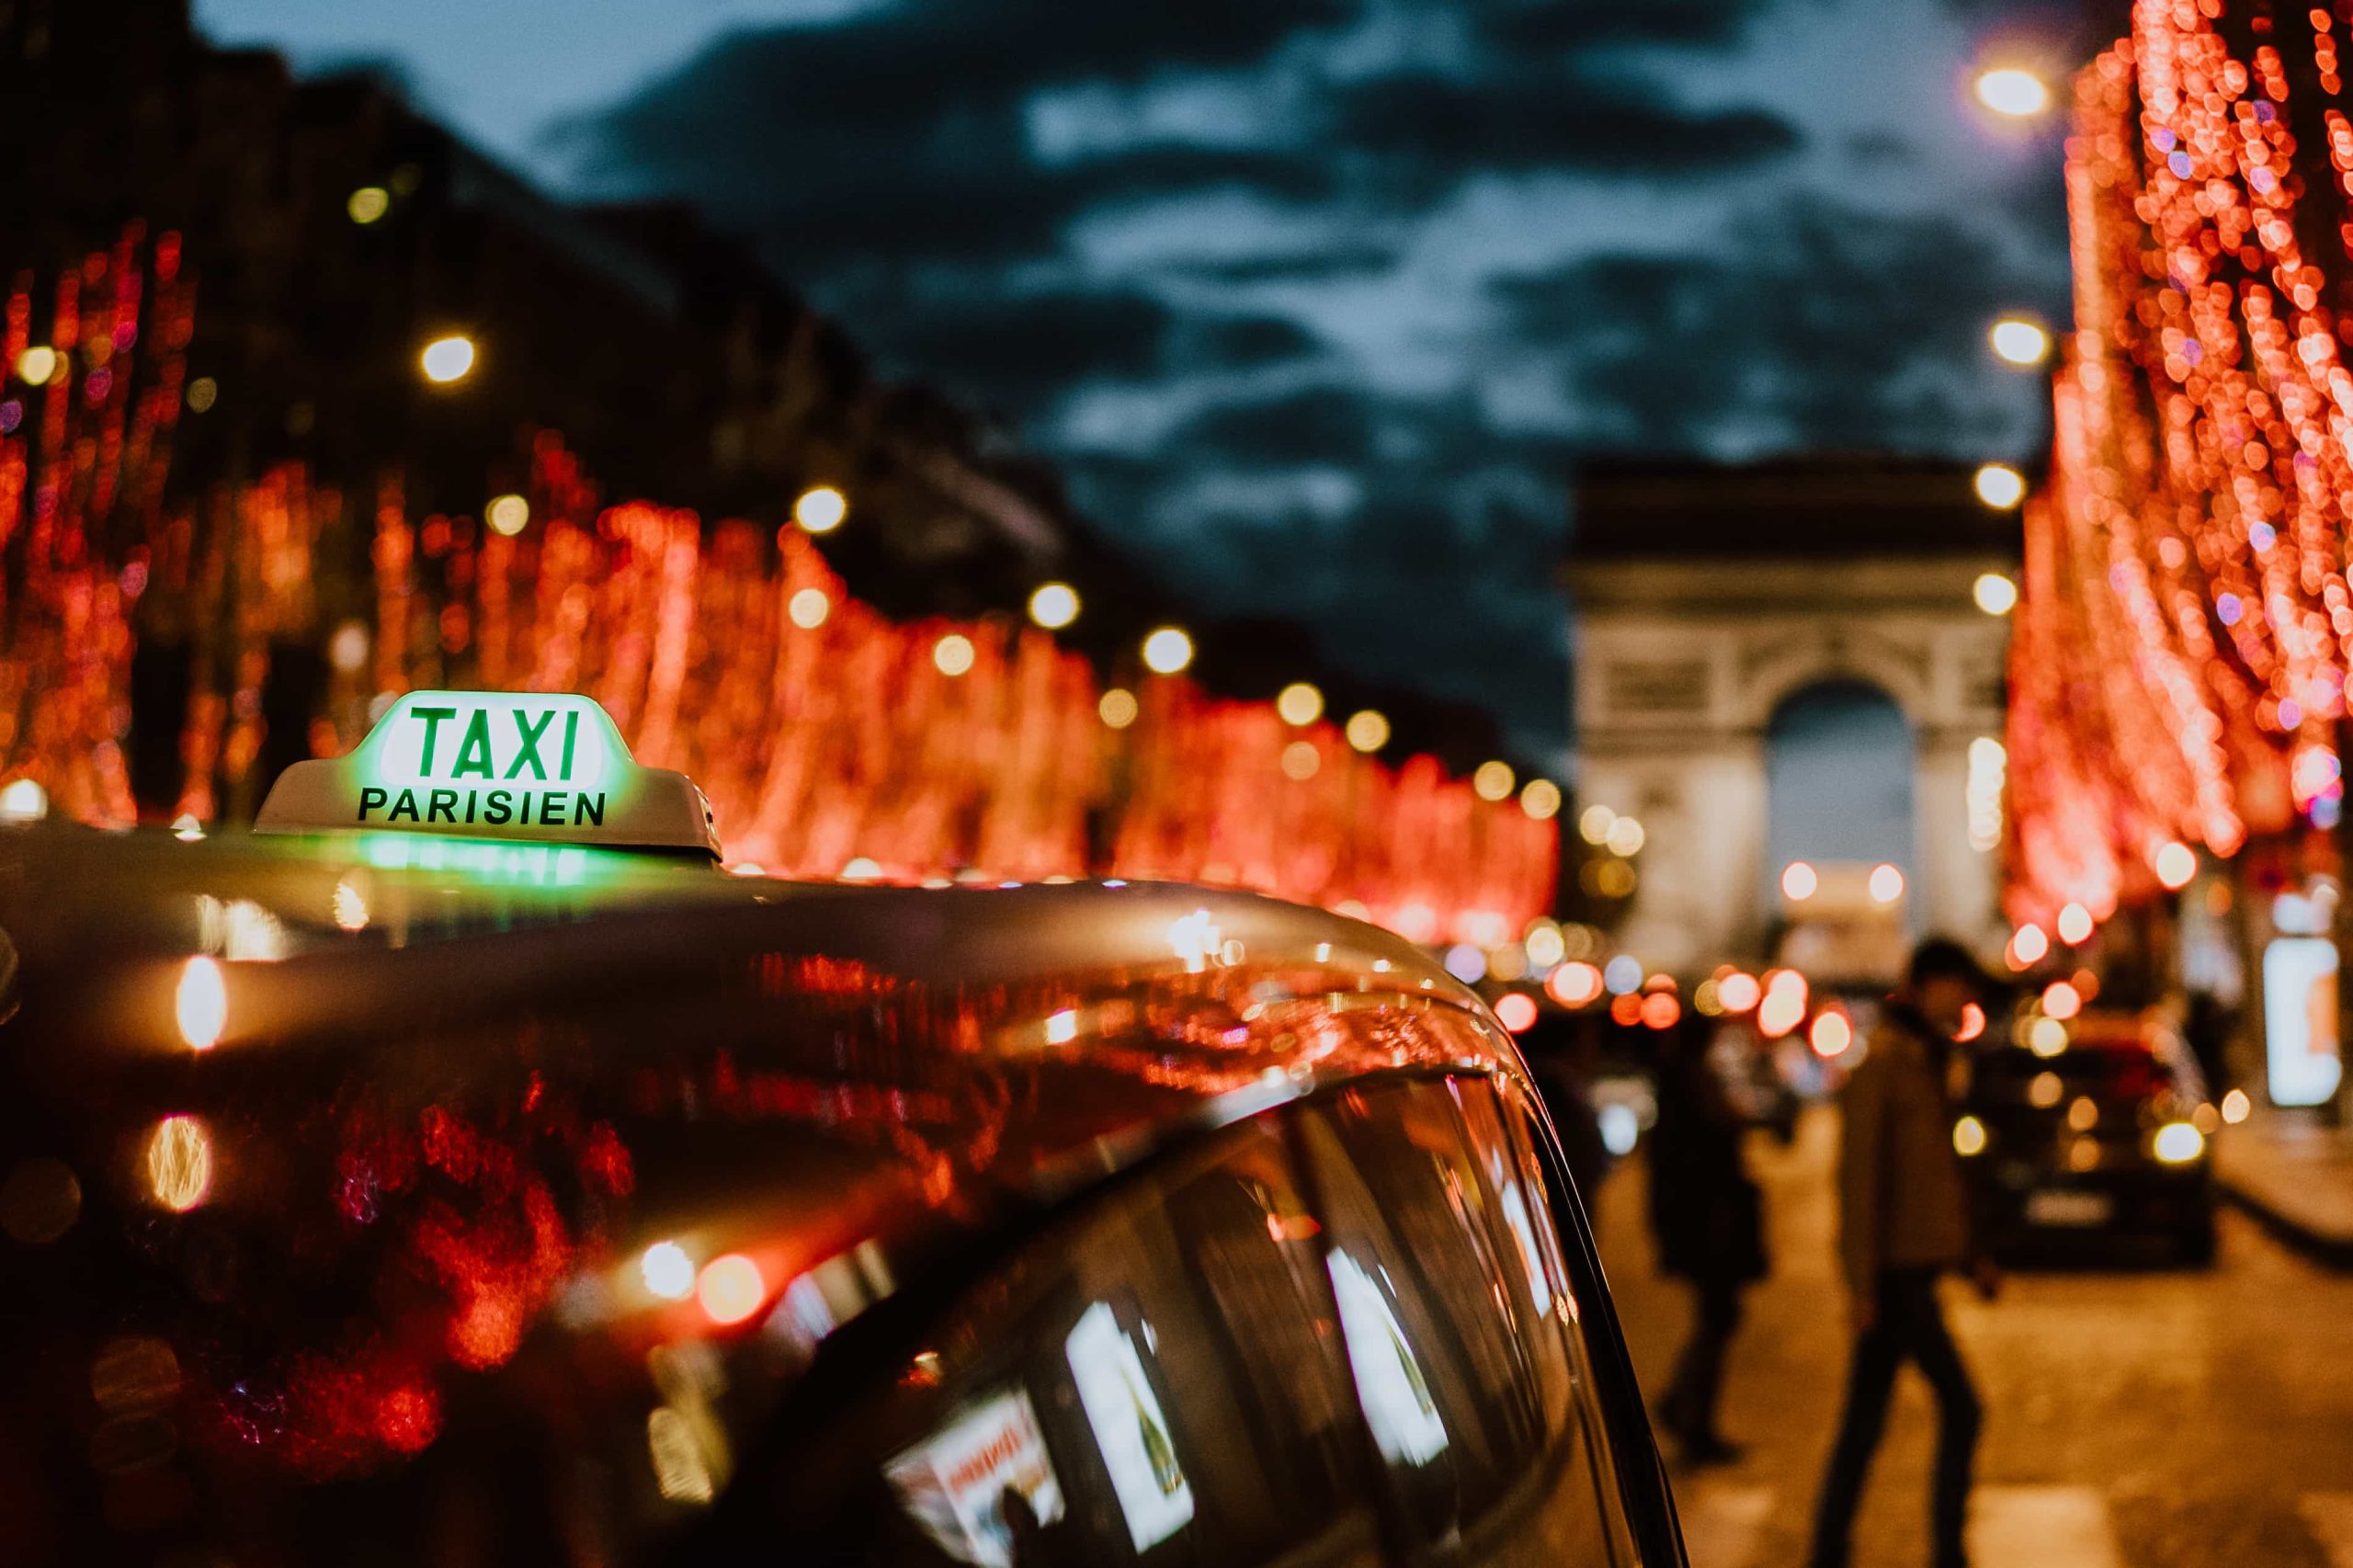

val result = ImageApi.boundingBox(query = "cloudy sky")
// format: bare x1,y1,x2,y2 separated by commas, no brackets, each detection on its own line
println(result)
197,0,2083,764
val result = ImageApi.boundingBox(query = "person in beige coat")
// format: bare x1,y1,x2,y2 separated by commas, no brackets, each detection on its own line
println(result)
1809,938,2003,1568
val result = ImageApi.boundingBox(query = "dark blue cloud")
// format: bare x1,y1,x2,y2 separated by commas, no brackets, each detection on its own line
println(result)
550,0,2064,756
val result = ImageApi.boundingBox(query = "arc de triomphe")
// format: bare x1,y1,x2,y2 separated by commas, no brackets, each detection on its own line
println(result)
1565,459,2018,979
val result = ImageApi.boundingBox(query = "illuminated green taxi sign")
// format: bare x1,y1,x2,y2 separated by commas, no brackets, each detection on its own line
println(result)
255,691,720,857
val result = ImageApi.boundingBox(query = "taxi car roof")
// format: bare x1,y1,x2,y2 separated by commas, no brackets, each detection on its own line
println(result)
0,824,1506,1233
0,822,1471,1006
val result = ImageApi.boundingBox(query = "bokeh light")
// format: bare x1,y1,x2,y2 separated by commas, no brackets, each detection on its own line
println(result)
1028,582,1079,629
1473,760,1516,801
1142,627,1194,675
1548,961,1603,1006
932,632,975,676
697,1254,767,1326
176,956,225,1051
1869,863,1904,904
419,335,476,383
1972,462,2027,508
1344,709,1390,753
485,494,529,537
1810,1010,1853,1057
1988,315,2052,368
1605,815,1645,857
1495,993,1539,1033
1279,739,1321,780
347,186,391,224
1974,66,2052,118
1276,682,1324,726
2154,841,2197,891
793,484,847,534
788,587,831,629
1973,573,2019,615
1781,860,1818,900
2056,902,2093,945
0,778,48,823
641,1240,696,1300
14,345,59,385
146,1117,212,1212
1519,778,1562,820
1718,971,1760,1013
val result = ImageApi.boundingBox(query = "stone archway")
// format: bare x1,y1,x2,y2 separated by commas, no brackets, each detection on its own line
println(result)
1563,458,2016,978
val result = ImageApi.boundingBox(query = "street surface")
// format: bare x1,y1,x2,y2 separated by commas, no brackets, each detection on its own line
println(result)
1593,1113,2353,1568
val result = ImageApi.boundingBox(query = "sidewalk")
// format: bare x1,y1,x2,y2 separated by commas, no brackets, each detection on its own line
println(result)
2212,1109,2353,1268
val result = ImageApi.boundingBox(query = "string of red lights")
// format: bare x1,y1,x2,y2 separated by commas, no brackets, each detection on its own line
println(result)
0,230,1557,942
2008,2,2353,925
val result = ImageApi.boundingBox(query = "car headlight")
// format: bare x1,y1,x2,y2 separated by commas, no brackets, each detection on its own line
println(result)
2152,1121,2205,1165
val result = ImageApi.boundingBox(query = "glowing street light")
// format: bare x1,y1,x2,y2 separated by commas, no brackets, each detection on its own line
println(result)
1473,760,1516,802
1974,66,2052,119
1520,778,1563,820
1027,581,1079,629
1277,682,1324,727
419,335,477,384
347,186,391,224
1989,315,2052,369
788,587,830,630
1344,710,1390,753
1142,626,1194,675
1972,462,2027,509
793,484,847,534
485,494,529,537
933,632,975,676
1974,572,2019,616
1605,815,1645,857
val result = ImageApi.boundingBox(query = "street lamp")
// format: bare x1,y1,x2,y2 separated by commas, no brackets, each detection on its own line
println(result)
1989,316,2052,369
1277,682,1324,726
1974,66,2052,119
1027,582,1079,629
1972,462,2027,509
793,485,847,534
485,494,529,536
420,335,476,384
1142,627,1193,675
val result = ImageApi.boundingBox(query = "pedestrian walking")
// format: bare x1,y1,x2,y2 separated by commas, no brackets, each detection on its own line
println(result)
1809,937,2002,1568
1647,1014,1767,1465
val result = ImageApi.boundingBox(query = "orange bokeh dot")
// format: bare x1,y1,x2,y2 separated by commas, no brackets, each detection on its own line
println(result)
697,1254,767,1326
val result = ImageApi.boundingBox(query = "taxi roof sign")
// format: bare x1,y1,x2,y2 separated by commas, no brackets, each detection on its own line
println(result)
255,691,721,857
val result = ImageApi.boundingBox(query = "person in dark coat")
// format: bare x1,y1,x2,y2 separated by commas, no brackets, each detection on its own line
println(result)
1808,937,2001,1568
1646,1013,1766,1465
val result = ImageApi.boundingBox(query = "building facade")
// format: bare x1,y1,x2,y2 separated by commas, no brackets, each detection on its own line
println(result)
1566,459,2018,980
